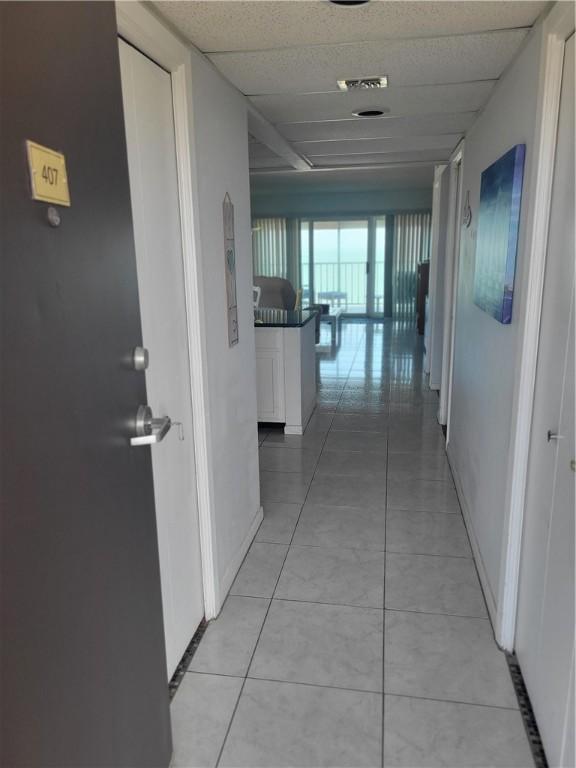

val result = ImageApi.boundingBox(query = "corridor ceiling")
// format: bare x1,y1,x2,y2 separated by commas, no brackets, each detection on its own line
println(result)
153,1,548,186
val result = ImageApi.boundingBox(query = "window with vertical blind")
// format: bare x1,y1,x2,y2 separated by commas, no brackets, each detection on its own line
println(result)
392,212,432,320
252,218,287,278
253,213,431,319
252,217,301,289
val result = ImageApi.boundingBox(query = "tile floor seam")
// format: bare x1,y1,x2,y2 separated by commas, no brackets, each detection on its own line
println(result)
439,466,496,645
281,541,386,553
382,690,522,712
386,507,461,514
386,477,459,487
385,548,473,560
267,595,385,612
243,674,385,698
180,674,532,714
382,382,390,768
186,669,245,680
384,605,491,620
213,583,281,766
216,413,338,767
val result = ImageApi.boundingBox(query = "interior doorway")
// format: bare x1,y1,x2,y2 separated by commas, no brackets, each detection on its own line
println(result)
119,39,204,679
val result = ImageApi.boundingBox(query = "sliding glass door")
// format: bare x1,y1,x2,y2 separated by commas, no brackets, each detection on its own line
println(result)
300,217,389,317
304,219,369,314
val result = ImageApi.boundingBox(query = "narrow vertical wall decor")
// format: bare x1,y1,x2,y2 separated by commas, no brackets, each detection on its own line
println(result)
223,192,239,346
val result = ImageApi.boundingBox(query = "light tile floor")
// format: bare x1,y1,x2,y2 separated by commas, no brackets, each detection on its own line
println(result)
171,320,534,768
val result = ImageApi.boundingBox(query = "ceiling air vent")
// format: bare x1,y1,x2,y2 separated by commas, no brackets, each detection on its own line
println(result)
337,76,388,92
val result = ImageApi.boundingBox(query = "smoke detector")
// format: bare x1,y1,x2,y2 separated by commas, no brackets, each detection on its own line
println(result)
337,76,388,92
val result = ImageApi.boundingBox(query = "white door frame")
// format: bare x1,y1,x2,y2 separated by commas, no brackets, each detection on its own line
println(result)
115,2,219,619
426,164,448,378
438,143,464,428
496,3,575,650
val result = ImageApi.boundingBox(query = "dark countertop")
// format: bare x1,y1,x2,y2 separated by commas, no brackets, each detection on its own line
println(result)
254,307,318,328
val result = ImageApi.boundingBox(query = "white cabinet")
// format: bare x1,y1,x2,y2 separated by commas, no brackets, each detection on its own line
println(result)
255,319,317,434
255,329,285,422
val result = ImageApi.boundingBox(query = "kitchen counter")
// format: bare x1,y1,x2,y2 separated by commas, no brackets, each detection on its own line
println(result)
254,307,318,328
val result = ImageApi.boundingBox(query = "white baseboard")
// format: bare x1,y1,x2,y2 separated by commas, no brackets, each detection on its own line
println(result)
285,400,315,435
284,425,304,435
218,505,264,609
446,444,498,626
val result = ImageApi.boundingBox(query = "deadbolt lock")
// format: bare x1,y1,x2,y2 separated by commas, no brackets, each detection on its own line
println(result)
132,347,149,371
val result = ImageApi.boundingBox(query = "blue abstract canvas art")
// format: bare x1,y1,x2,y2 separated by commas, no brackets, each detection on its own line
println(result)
473,144,526,324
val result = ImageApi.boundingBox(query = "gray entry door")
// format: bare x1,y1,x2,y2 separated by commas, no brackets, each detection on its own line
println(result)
1,3,172,766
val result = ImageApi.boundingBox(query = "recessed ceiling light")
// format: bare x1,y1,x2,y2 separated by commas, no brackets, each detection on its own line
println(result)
329,0,370,5
353,108,388,118
337,76,388,92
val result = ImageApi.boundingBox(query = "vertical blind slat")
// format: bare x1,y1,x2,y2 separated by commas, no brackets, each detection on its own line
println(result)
253,217,303,286
252,217,288,279
392,212,431,320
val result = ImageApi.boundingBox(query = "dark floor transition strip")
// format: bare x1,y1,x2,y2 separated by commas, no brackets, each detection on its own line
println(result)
168,619,208,700
506,652,548,768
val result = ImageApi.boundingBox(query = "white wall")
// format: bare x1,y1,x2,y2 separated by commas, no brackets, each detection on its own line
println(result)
251,186,433,218
188,50,262,606
447,30,543,614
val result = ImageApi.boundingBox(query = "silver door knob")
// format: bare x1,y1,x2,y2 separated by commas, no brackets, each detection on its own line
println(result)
547,430,565,442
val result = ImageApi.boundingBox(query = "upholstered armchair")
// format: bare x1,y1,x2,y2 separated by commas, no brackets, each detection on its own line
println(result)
253,276,322,342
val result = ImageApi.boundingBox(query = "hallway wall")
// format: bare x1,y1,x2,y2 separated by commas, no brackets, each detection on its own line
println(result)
189,45,262,606
447,29,543,613
251,186,433,218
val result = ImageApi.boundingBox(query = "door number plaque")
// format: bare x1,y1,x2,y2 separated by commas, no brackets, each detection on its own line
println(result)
26,140,70,206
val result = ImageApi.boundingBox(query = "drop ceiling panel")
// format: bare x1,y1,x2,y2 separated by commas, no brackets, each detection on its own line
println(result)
154,1,546,52
248,135,292,170
307,149,452,167
208,29,528,95
251,166,436,191
250,81,495,124
249,140,284,160
250,156,294,169
281,114,472,141
293,135,461,156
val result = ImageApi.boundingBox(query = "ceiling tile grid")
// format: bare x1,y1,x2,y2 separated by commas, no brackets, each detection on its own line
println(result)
304,149,453,167
153,1,548,187
248,134,294,169
154,2,547,52
249,80,496,123
292,135,460,155
280,112,476,141
207,29,530,95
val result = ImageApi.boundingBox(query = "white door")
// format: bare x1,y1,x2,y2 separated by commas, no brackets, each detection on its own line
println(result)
119,39,204,678
516,34,575,768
